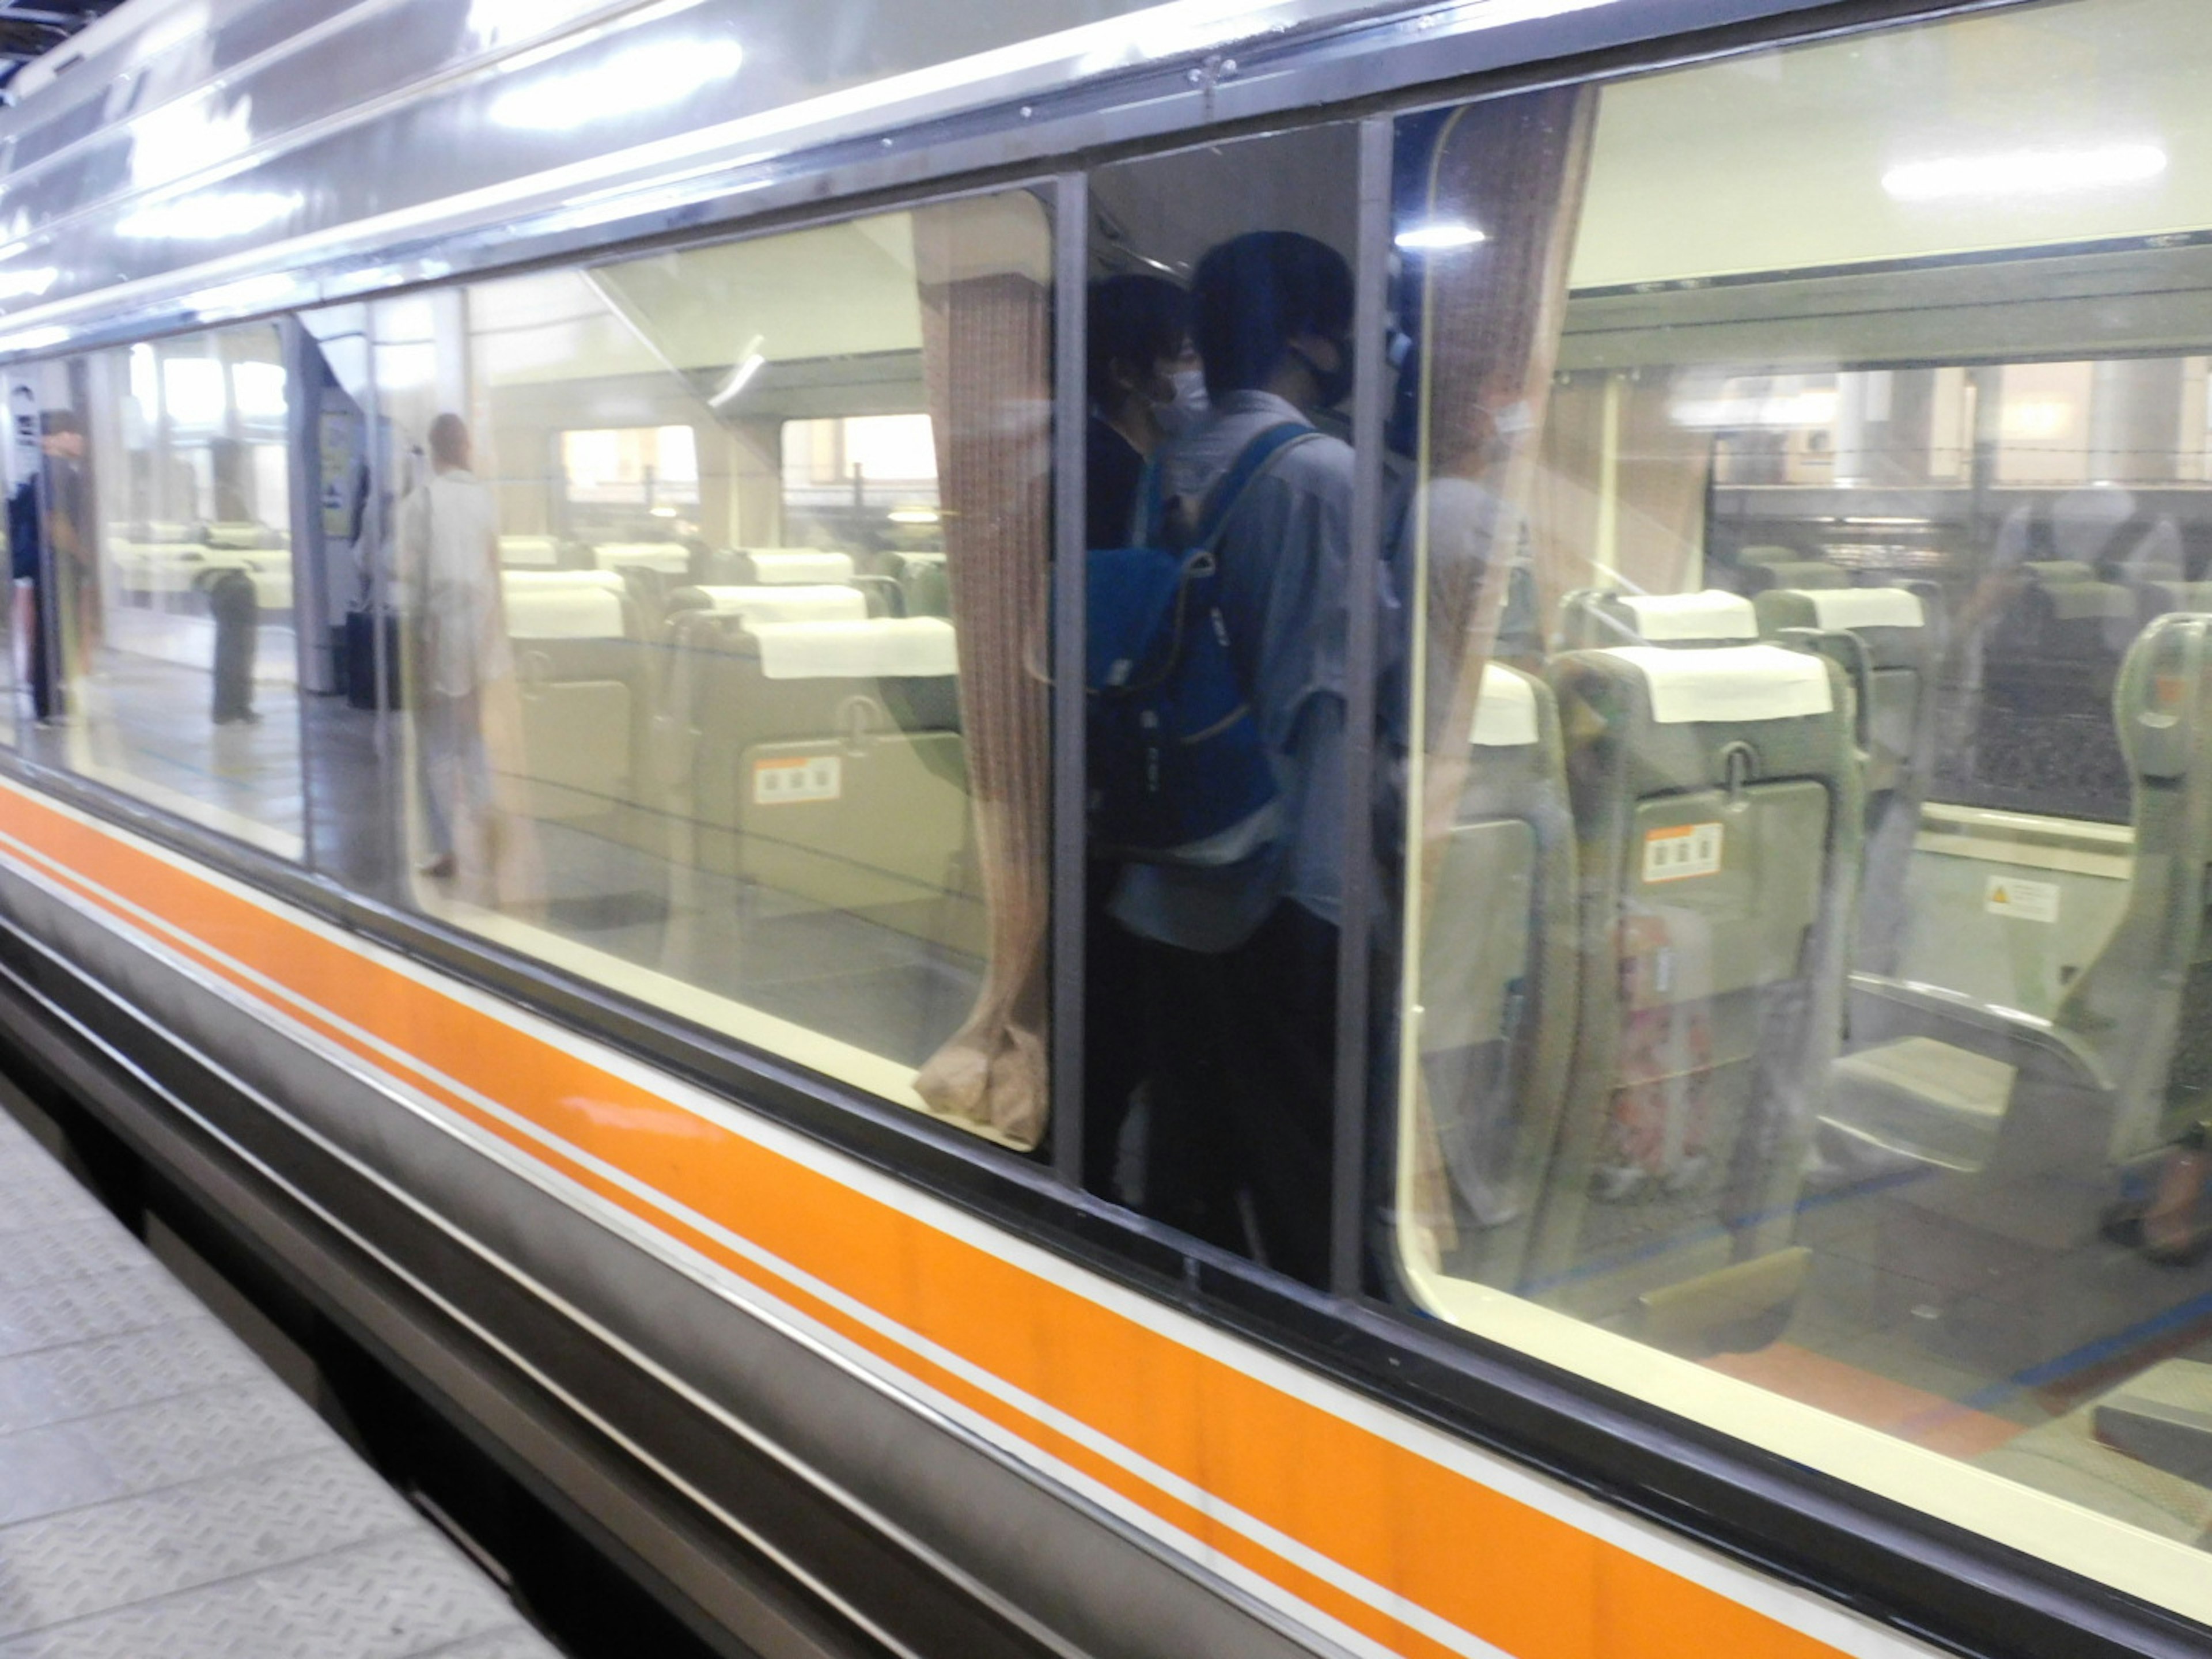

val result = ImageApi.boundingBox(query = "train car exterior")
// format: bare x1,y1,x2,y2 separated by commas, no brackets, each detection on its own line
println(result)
0,1,2206,1657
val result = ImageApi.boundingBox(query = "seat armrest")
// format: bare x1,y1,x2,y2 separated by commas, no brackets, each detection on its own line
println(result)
1847,974,2112,1093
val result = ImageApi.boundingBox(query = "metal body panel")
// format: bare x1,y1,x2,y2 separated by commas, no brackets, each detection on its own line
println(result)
0,840,1342,1659
0,0,1937,358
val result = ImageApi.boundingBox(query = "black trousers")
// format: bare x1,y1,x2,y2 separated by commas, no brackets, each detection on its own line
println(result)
1143,902,1339,1290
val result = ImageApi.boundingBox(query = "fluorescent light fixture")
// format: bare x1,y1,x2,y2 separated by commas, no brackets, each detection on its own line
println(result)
491,34,743,131
117,191,300,241
887,507,940,525
649,505,678,517
0,267,57,302
707,340,765,408
1883,143,2167,203
1394,219,1487,252
0,325,68,355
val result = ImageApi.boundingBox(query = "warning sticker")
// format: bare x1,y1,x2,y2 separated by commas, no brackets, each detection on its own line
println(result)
1985,873,2059,923
753,754,842,805
1643,821,1723,884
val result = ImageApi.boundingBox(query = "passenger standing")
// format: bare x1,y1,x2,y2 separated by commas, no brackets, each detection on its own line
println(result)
396,413,540,912
1082,274,1202,1202
1111,231,1365,1287
1085,274,1200,550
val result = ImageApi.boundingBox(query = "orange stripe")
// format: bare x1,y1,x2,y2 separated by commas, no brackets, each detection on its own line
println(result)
0,779,1854,1659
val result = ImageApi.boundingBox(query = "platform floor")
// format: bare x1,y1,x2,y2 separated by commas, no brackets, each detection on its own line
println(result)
0,1107,559,1659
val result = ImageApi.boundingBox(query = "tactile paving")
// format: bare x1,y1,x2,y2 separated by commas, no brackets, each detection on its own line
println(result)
0,1108,558,1656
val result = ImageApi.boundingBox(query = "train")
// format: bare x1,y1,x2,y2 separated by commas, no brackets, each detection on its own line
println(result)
0,0,2203,1654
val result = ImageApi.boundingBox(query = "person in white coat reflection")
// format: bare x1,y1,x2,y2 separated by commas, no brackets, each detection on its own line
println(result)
396,412,540,911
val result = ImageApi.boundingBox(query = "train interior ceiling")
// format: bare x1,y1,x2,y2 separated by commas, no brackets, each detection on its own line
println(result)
20,0,2212,1589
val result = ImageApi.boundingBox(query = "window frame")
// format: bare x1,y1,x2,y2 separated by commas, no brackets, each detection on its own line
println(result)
0,2,2200,1656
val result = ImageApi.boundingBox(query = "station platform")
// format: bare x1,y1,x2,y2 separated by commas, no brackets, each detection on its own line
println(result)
0,1104,559,1658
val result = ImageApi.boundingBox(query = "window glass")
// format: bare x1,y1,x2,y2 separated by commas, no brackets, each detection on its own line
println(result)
17,327,302,856
1075,125,1367,1289
1389,0,2212,1623
298,191,1055,1144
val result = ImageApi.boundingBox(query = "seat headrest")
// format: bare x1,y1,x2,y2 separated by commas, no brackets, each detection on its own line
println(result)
505,582,628,639
1619,590,1759,642
1470,662,1541,748
748,617,957,680
1793,587,1926,631
2024,560,2099,585
691,584,868,623
503,569,624,593
744,549,856,585
499,535,562,567
594,543,691,573
1605,643,1835,724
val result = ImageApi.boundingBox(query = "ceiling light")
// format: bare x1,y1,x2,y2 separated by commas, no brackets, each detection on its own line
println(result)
1883,143,2166,203
0,266,56,302
0,324,68,355
707,341,764,408
1394,220,1487,252
117,191,300,240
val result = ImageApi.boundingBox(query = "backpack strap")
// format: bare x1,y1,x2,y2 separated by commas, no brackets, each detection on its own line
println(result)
1192,421,1320,554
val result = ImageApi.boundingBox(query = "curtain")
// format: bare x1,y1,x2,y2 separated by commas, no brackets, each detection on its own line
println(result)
1401,88,1599,1247
1411,87,1599,871
911,195,1056,1149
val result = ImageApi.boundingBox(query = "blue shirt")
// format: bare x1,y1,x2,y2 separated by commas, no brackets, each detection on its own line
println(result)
1112,391,1388,953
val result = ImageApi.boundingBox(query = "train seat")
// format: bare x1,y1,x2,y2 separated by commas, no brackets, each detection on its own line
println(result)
734,549,857,586
664,585,869,627
501,570,652,825
1415,662,1580,1289
1831,613,2212,1242
662,612,976,949
1737,559,1851,595
1525,641,1861,1349
1555,589,1760,652
1755,584,1938,973
498,535,564,569
593,541,693,576
894,552,951,618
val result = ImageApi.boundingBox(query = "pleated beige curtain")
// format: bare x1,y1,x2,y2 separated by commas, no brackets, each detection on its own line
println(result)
1401,89,1598,1249
910,194,1055,1149
1411,86,1599,861
1529,369,1711,616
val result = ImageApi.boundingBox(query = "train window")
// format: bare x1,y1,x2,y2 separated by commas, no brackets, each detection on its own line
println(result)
297,190,1056,1145
11,327,304,858
1075,124,1367,1289
1386,0,2212,1624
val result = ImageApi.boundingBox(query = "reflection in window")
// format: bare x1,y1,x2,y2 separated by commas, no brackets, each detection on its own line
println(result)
1387,0,2212,1628
300,192,1055,1145
28,327,302,857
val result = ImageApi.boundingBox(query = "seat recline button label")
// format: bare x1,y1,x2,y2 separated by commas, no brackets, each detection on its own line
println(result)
1643,821,1723,882
754,754,842,804
1985,873,2061,923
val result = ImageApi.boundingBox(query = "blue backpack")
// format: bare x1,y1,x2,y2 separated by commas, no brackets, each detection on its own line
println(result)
1086,422,1317,865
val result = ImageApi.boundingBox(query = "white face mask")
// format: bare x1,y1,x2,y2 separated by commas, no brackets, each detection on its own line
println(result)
1154,366,1210,437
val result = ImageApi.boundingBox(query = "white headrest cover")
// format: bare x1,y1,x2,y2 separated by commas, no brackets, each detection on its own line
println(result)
594,543,691,573
1470,662,1541,748
505,584,627,639
749,617,957,680
499,535,560,567
747,549,855,585
1606,643,1834,725
1620,590,1759,642
1798,587,1925,631
694,584,868,623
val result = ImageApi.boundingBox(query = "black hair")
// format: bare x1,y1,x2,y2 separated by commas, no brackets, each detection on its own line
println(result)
1085,273,1188,406
427,411,471,468
39,408,81,438
1190,231,1354,399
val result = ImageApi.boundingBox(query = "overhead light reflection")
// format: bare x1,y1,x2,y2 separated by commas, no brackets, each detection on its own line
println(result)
1394,219,1487,252
0,324,69,355
0,266,57,302
491,35,743,131
181,272,300,316
1883,143,2167,202
117,191,301,240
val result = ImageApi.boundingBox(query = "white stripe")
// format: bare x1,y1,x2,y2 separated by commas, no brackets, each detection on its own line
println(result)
0,777,1934,1657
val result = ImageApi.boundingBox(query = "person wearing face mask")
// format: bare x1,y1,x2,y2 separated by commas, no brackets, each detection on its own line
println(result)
1085,274,1200,552
1111,229,1378,1289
